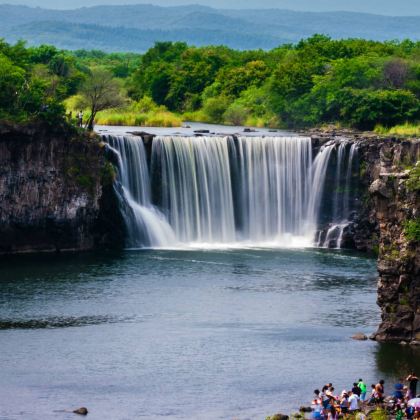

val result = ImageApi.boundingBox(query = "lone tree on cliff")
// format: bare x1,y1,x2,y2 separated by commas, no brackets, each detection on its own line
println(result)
77,67,126,130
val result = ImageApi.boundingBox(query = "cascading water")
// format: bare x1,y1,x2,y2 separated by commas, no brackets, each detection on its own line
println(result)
322,142,359,249
104,135,176,248
104,134,337,249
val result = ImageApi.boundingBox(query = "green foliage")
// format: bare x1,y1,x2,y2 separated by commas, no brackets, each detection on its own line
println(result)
375,123,420,137
404,218,420,242
406,165,420,192
2,36,420,130
201,96,230,123
101,162,116,187
368,408,389,420
76,67,127,129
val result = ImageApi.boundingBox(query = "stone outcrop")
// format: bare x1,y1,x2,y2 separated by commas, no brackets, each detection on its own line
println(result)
0,122,125,254
311,130,419,343
369,140,420,344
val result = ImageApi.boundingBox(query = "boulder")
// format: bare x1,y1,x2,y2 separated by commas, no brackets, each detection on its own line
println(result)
351,333,368,341
73,407,88,415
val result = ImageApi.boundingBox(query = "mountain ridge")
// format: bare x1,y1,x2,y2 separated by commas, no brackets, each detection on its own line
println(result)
1,4,419,52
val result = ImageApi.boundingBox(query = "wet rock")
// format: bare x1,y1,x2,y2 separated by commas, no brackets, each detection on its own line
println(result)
299,406,313,413
269,414,289,420
243,128,257,132
351,333,368,341
194,129,210,134
127,131,155,143
73,407,88,415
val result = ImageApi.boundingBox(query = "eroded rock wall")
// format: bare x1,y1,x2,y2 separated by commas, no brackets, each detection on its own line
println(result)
311,131,419,343
0,122,124,254
369,139,420,344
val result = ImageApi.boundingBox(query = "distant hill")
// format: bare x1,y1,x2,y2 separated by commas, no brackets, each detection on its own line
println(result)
1,4,420,52
3,0,420,16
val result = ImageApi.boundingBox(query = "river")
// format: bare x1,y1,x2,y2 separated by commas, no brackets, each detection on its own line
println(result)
1,125,419,420
1,248,419,420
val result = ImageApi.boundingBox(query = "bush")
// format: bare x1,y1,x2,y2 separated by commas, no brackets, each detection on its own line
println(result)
201,96,230,123
404,218,420,242
406,164,420,192
223,103,249,126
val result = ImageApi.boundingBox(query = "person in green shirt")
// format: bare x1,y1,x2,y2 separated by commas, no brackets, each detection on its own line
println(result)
358,379,367,402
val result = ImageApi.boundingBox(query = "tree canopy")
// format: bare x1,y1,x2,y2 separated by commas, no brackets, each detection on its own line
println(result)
0,36,419,130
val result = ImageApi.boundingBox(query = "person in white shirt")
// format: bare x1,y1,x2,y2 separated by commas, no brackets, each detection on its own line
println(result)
348,390,360,412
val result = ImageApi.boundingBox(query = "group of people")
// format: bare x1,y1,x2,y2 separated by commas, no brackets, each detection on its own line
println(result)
311,373,419,420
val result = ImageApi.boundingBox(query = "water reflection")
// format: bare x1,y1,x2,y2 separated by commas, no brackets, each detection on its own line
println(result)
375,343,420,377
0,314,135,330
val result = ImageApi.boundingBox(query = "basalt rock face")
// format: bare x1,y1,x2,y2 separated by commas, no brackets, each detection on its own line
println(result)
311,131,419,343
368,139,420,344
0,122,125,254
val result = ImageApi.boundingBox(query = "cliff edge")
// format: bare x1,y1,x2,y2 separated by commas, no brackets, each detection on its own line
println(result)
0,122,125,254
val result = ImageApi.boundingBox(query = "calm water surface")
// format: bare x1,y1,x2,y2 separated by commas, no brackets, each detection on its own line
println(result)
0,248,419,420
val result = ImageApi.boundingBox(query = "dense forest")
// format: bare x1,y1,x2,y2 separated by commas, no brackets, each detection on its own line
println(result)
1,35,420,131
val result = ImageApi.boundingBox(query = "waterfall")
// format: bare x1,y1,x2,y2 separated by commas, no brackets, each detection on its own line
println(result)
307,143,335,228
322,142,359,249
235,136,312,242
151,136,236,244
104,135,176,248
104,134,336,249
332,142,347,221
343,143,358,218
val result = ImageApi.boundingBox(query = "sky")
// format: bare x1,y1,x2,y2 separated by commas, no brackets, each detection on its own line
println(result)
2,0,420,15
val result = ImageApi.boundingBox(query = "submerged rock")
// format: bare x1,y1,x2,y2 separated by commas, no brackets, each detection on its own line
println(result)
73,407,88,415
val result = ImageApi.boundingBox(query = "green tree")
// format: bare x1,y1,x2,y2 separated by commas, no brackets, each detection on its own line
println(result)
77,67,126,130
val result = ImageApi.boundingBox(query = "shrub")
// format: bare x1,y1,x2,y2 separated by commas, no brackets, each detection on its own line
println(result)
223,103,249,126
404,218,420,242
201,96,230,123
406,164,420,192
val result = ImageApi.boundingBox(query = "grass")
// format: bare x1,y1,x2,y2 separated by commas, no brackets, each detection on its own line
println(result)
375,123,420,137
95,109,182,127
182,110,281,128
65,95,183,128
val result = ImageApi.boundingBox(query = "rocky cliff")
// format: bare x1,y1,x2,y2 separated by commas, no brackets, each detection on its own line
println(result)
311,130,420,344
368,139,420,344
0,122,125,254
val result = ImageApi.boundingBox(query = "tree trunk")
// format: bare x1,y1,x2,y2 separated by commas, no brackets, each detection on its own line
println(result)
87,108,96,131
